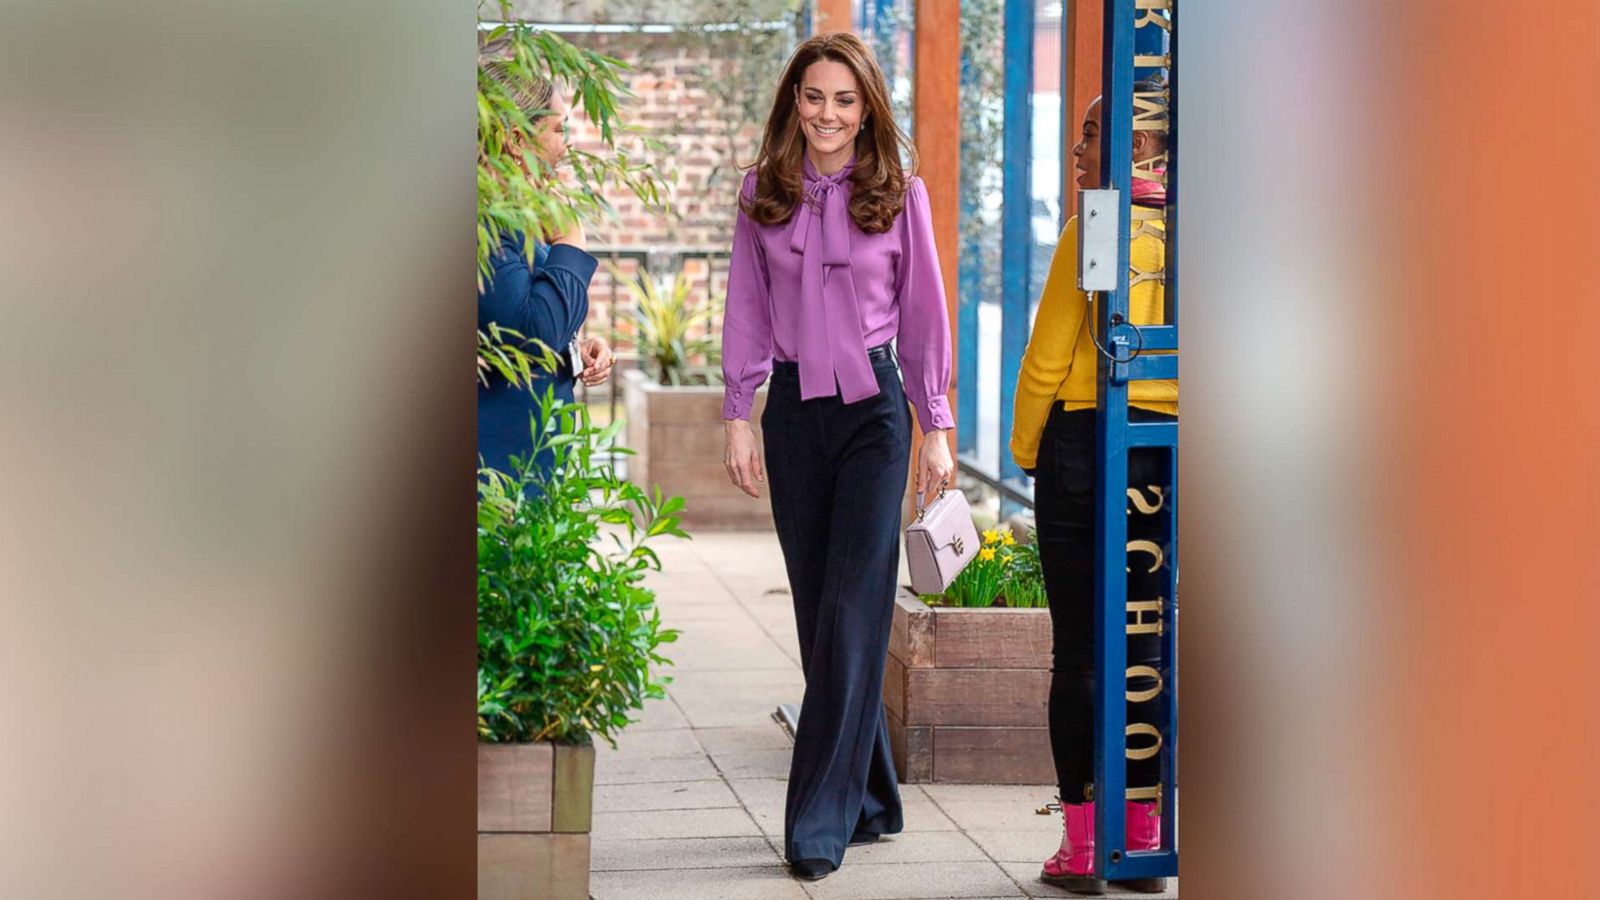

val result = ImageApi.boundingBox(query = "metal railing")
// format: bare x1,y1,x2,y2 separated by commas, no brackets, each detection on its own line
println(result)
956,452,1035,511
575,244,732,428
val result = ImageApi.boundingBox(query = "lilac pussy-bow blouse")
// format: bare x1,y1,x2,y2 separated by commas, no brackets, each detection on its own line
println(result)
720,156,954,434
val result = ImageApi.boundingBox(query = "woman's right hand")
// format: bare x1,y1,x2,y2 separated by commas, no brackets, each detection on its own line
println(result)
548,216,586,250
723,419,764,499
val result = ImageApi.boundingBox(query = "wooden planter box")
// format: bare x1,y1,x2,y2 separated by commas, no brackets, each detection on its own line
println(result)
884,589,1056,784
477,740,594,900
622,368,772,530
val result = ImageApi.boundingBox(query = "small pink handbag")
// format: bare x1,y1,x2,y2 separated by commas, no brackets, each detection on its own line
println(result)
904,486,981,596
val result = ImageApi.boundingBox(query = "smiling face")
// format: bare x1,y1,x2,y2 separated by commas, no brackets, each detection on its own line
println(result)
533,92,570,165
513,91,569,170
1072,98,1103,190
508,90,570,180
794,60,865,164
1072,94,1166,191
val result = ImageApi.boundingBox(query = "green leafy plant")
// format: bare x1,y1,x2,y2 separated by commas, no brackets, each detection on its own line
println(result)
615,263,723,386
477,392,686,746
665,0,806,194
958,0,1006,314
864,0,916,140
477,324,559,391
477,9,670,285
1000,538,1049,609
920,526,1049,609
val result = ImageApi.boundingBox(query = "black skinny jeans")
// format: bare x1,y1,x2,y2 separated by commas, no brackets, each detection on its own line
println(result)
1033,405,1174,803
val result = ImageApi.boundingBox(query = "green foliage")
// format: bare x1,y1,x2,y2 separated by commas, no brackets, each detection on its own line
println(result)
615,263,723,386
1000,538,1049,609
662,0,805,193
864,4,916,141
477,393,687,746
477,324,559,391
920,526,1049,609
477,7,672,286
959,0,1006,307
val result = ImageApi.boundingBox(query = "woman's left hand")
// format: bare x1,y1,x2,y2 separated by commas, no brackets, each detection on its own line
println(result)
579,335,614,387
916,430,955,496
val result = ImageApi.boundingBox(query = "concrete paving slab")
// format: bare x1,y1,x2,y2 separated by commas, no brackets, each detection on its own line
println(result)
667,619,797,671
965,829,1060,864
725,777,789,838
802,860,1026,899
590,836,782,871
591,807,762,841
729,779,961,840
668,669,806,728
626,696,693,732
590,865,809,900
842,831,988,865
592,778,739,813
695,724,795,754
922,785,1062,834
594,751,721,786
592,725,703,761
708,747,794,779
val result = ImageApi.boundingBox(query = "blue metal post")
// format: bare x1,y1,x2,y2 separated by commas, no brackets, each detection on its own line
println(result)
957,48,981,458
1094,0,1178,882
1133,7,1168,81
1156,0,1179,860
999,0,1034,490
1092,0,1136,875
1162,1,1178,329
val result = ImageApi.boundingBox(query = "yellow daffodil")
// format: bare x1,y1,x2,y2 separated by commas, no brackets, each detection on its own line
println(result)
982,529,1000,545
1001,553,1013,565
979,547,996,562
1001,531,1016,546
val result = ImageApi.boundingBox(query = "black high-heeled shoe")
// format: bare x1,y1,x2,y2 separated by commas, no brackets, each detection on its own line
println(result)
789,858,836,880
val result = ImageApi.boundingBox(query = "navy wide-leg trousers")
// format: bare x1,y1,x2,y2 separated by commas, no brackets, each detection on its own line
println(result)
761,352,911,867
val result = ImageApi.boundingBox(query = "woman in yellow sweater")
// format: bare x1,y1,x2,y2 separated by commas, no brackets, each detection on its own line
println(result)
1011,81,1176,896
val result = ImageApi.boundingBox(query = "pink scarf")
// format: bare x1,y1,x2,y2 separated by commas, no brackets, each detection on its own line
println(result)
1131,169,1167,207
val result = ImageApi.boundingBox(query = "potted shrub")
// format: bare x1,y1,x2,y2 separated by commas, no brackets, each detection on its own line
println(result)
477,395,685,900
617,266,776,530
884,526,1058,784
474,17,683,898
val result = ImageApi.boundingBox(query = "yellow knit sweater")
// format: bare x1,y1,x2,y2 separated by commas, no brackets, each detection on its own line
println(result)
1009,214,1179,471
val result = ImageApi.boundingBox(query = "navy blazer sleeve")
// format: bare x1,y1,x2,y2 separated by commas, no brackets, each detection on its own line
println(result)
478,234,598,355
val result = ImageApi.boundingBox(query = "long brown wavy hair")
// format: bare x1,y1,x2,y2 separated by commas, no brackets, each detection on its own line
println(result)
742,32,916,234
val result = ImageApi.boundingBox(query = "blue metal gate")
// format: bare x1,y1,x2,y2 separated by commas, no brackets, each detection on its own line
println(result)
1090,0,1178,882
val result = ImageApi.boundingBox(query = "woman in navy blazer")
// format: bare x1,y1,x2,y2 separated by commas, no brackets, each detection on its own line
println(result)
477,68,614,479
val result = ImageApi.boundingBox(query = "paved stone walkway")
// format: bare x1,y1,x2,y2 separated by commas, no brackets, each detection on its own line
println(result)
590,531,1178,899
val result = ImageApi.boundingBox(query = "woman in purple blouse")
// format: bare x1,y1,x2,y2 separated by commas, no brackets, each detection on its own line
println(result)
719,33,955,882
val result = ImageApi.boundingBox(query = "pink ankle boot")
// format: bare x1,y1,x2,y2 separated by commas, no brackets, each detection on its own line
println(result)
1039,801,1105,894
1113,799,1167,894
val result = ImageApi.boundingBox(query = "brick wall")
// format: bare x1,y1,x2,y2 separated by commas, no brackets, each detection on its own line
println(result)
569,32,771,245
558,31,778,375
